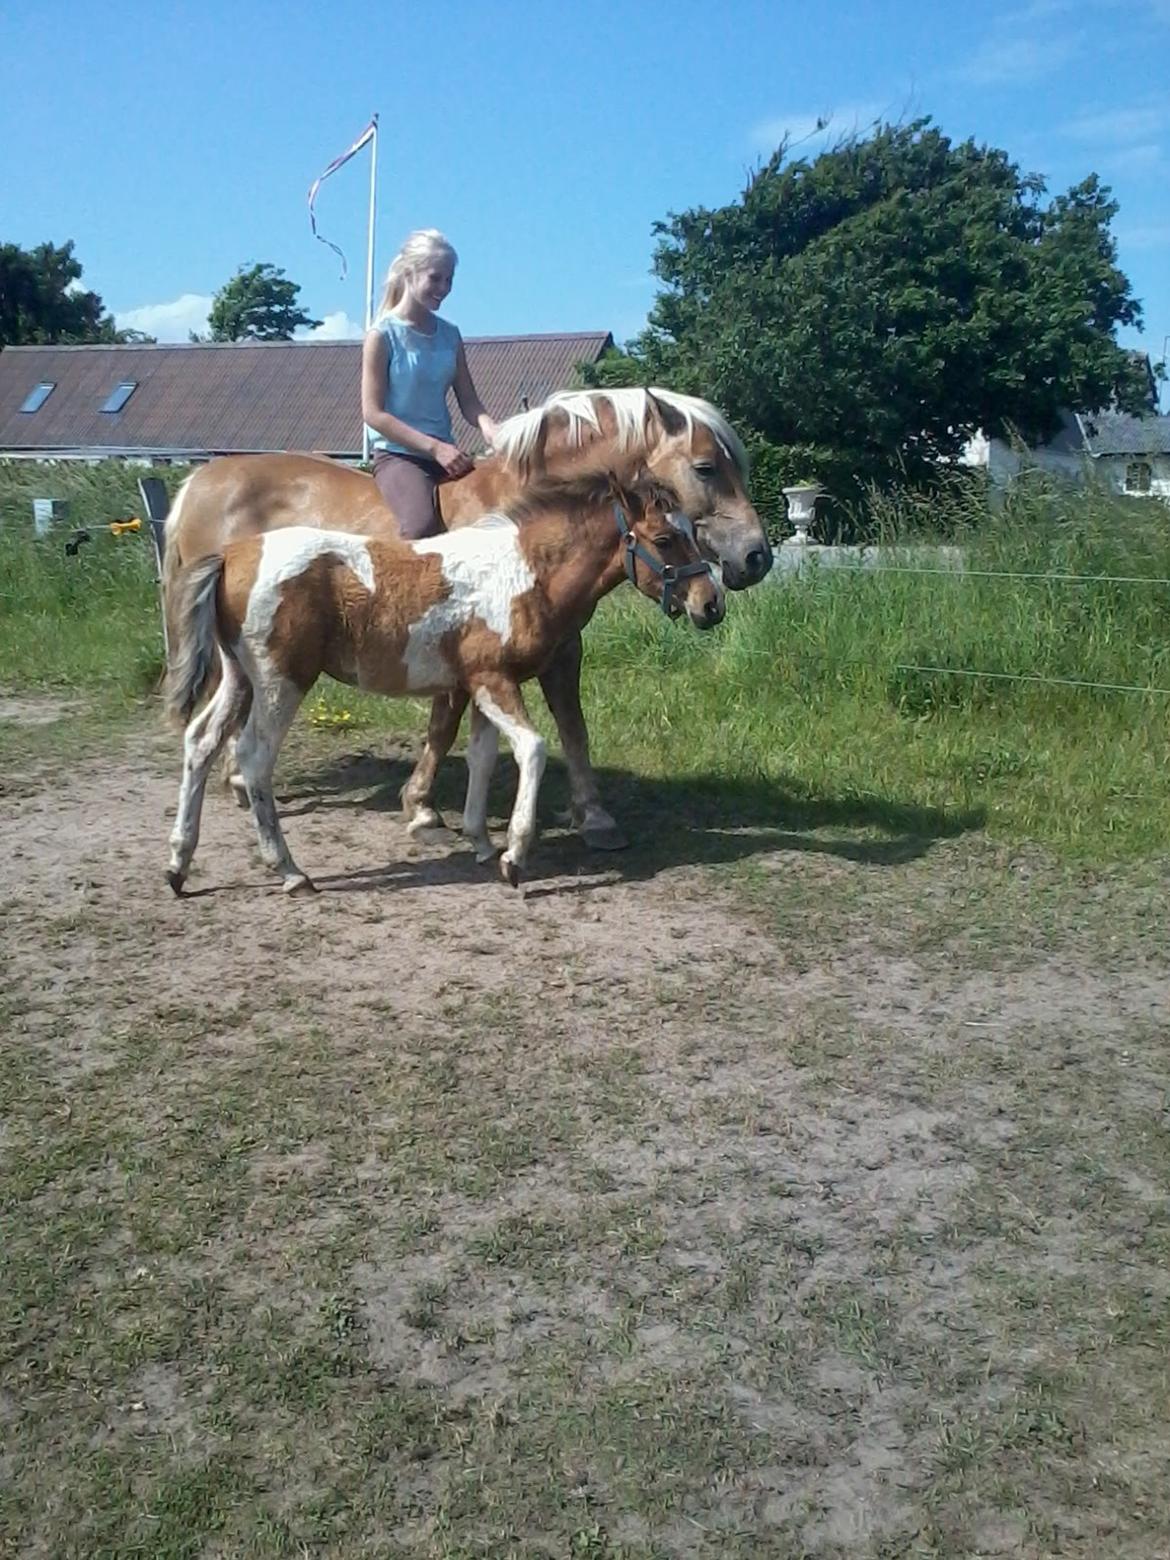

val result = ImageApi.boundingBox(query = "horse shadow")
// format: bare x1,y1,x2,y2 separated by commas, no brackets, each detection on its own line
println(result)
275,746,985,897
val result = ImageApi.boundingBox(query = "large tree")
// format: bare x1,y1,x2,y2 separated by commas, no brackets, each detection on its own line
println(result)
586,120,1150,485
0,240,148,345
206,262,321,341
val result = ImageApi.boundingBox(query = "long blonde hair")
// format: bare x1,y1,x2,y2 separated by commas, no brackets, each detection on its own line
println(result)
377,229,458,316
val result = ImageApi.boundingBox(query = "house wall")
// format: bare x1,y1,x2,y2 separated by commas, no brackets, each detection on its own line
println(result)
970,440,1170,503
1096,455,1170,501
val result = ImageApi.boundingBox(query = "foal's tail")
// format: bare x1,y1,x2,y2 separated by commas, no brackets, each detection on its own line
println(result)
165,553,227,727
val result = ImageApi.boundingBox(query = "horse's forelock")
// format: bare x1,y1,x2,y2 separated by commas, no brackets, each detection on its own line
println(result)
646,388,751,481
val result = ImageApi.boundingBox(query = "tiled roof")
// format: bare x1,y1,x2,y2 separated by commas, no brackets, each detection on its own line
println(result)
0,332,613,458
1076,410,1170,458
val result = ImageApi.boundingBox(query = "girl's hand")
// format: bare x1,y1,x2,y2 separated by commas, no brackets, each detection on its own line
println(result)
431,440,474,478
479,416,501,451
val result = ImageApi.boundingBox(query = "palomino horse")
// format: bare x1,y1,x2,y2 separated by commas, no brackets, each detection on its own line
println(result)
162,387,770,850
164,472,724,897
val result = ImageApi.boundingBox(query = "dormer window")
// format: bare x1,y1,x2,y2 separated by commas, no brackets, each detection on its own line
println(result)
20,382,55,413
101,381,138,413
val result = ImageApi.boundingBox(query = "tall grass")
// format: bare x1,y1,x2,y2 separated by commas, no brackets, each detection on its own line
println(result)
1,462,1167,856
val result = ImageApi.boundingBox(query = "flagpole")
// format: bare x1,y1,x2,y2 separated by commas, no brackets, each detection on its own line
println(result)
362,114,379,464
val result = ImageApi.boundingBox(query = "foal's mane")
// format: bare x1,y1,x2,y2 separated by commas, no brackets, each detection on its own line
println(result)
490,387,749,481
495,467,683,530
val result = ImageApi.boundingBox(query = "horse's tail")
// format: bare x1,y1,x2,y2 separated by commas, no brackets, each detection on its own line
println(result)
165,553,227,728
160,471,196,668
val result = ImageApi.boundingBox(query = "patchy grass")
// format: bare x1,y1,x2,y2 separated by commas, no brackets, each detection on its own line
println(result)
1,711,1169,1556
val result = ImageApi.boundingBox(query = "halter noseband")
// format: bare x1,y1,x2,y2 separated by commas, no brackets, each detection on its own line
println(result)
613,502,710,619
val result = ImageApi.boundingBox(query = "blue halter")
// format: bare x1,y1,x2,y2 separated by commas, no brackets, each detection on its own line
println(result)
612,502,710,619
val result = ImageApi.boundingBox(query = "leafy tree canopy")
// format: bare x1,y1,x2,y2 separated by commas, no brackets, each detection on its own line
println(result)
0,240,149,345
206,262,321,342
583,120,1151,486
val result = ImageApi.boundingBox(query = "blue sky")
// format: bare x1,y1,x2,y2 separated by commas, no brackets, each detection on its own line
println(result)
3,0,1168,406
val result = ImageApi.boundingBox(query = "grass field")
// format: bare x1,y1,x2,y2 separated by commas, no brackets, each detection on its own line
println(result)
1,464,1168,1557
2,463,1168,856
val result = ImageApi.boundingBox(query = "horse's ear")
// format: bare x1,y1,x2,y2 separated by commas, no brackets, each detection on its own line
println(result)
646,390,688,437
637,473,682,517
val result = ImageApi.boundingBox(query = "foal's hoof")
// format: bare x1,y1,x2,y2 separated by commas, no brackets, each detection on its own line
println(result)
166,868,186,897
499,853,521,889
284,874,318,897
581,821,630,852
405,806,444,837
229,775,250,810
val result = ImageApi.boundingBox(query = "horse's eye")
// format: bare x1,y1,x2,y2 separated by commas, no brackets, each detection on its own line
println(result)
692,461,717,478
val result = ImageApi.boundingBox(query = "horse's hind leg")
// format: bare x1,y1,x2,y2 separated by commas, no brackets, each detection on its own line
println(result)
168,653,249,895
471,679,545,888
401,689,469,834
235,680,314,896
461,702,500,864
538,631,627,851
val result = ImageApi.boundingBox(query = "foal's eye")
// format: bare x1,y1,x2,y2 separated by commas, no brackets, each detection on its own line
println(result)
653,533,674,549
692,460,717,478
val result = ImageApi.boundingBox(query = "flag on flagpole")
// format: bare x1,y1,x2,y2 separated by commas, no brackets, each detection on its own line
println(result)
307,117,378,279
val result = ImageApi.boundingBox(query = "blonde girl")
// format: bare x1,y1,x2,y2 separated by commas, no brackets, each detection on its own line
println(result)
360,229,500,537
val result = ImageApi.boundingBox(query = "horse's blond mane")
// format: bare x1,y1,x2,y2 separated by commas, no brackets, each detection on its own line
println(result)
487,467,683,530
490,387,749,481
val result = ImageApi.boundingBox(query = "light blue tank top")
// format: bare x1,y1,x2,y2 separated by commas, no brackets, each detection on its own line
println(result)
365,313,460,456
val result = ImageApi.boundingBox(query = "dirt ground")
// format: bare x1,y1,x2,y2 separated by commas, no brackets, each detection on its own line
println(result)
2,701,1169,1558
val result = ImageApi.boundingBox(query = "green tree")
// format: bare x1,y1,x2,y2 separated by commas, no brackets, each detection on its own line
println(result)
593,120,1150,488
206,262,321,341
0,239,149,345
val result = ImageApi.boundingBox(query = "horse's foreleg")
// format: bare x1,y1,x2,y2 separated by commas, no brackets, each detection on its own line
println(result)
537,631,628,851
168,654,249,895
235,680,314,896
401,690,469,834
471,679,545,888
461,702,500,863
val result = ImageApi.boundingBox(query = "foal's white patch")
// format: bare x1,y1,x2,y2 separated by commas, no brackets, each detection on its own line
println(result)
246,527,375,647
404,515,535,690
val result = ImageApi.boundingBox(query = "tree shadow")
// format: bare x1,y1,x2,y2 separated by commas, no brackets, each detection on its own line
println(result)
275,746,985,893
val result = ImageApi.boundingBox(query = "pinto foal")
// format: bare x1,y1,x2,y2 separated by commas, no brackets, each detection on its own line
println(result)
164,473,724,897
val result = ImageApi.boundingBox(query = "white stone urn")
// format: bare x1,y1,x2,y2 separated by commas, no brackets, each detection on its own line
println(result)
782,483,824,545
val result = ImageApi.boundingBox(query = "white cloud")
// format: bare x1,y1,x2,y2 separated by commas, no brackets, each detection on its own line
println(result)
1060,106,1168,144
959,31,1083,85
115,292,212,342
1096,141,1166,172
748,103,887,157
303,310,364,340
1116,222,1170,250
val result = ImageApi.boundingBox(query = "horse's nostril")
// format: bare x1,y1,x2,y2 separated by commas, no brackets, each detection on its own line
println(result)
746,547,771,580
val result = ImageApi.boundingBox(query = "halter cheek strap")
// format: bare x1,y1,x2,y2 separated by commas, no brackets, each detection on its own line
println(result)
613,503,710,619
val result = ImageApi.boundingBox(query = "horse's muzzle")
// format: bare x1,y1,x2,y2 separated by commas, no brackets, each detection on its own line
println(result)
722,541,773,590
688,592,726,630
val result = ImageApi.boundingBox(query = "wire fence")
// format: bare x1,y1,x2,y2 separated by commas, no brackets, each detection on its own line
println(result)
5,524,1170,698
587,553,1170,698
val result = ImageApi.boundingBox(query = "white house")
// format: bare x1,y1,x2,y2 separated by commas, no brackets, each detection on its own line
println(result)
961,354,1170,502
962,409,1170,501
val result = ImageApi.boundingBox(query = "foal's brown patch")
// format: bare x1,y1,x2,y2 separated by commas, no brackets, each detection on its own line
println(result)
217,537,263,646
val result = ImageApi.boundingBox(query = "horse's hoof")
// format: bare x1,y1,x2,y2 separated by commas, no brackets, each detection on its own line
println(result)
405,807,444,836
284,874,318,897
166,869,186,897
581,821,630,852
499,854,521,889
